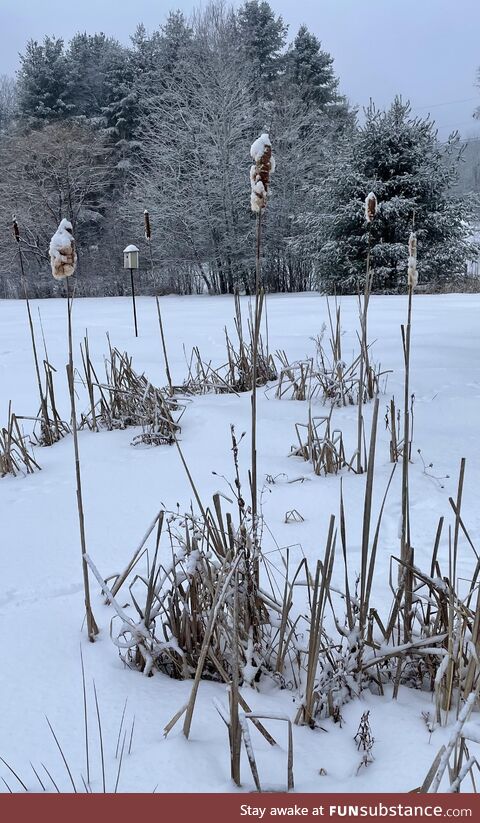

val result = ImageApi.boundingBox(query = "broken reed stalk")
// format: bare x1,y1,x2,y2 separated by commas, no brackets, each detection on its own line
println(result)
66,278,98,642
229,573,242,787
12,216,53,445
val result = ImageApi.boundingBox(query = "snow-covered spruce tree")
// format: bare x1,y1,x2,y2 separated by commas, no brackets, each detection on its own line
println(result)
257,25,354,292
310,98,470,292
285,24,338,110
63,33,127,119
237,0,287,99
16,36,70,123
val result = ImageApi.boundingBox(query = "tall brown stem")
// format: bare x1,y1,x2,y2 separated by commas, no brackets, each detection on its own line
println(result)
357,228,372,474
251,210,262,529
66,278,98,642
400,284,413,588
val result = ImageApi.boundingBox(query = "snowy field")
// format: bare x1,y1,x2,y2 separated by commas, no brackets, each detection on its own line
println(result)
1,292,480,793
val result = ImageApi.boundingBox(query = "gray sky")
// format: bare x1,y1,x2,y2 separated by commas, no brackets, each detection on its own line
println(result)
1,0,480,139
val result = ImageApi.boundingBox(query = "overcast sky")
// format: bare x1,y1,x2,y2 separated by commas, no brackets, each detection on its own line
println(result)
1,0,479,139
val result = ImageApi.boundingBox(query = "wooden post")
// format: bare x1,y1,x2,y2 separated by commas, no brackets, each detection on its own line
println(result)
130,268,138,337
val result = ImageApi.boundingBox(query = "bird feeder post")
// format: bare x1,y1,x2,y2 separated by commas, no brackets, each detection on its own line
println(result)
123,244,140,337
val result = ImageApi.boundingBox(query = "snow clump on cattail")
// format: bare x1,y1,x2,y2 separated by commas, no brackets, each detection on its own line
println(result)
250,132,275,213
407,231,418,288
49,218,77,280
364,191,377,223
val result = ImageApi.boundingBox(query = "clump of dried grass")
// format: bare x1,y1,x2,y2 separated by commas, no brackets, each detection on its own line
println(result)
290,408,354,476
181,293,277,396
385,395,414,464
29,358,70,446
275,300,386,408
0,404,41,477
79,338,184,444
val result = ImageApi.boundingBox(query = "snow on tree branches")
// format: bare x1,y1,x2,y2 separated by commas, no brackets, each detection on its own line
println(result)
250,132,275,213
49,218,77,280
408,231,418,288
364,191,377,223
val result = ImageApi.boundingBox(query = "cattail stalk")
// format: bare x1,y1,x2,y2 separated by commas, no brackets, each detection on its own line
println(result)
144,209,174,395
66,278,99,642
250,133,275,585
400,225,417,581
251,211,262,529
49,218,98,641
249,133,274,560
357,193,377,473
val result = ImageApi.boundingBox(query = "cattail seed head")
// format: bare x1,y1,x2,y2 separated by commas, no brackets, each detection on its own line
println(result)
12,214,20,243
144,209,151,241
49,218,77,280
365,191,377,223
408,231,417,259
250,132,274,213
407,231,418,288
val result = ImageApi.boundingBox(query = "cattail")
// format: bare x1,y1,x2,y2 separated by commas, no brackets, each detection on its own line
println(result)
12,214,20,243
49,218,77,280
407,231,418,288
365,191,377,223
144,209,151,241
250,132,275,213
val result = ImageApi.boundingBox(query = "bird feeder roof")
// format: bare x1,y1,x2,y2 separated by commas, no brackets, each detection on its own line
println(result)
123,244,139,253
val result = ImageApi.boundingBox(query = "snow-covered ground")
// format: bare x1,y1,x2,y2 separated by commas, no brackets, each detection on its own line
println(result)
1,292,480,793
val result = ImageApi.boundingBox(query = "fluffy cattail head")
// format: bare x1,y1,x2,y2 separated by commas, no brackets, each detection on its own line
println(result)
144,209,151,241
250,132,275,213
49,218,77,281
12,214,20,243
407,231,418,288
365,191,377,223
408,231,417,259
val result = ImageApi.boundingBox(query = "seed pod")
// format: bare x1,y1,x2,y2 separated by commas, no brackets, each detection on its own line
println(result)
408,231,417,259
144,209,151,241
250,132,274,213
12,215,20,244
49,218,77,280
365,191,377,223
407,231,418,288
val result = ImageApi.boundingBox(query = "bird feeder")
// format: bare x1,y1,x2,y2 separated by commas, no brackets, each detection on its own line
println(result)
123,244,140,337
123,244,139,270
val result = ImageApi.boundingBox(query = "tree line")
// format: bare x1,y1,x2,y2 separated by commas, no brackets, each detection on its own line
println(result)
0,1,473,298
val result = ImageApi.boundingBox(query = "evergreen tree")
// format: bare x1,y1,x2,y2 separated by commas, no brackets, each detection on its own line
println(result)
17,36,70,122
309,98,469,292
237,0,287,95
158,10,193,75
287,25,338,109
64,32,126,118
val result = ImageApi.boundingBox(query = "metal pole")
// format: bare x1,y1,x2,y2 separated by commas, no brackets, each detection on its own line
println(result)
130,267,138,337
